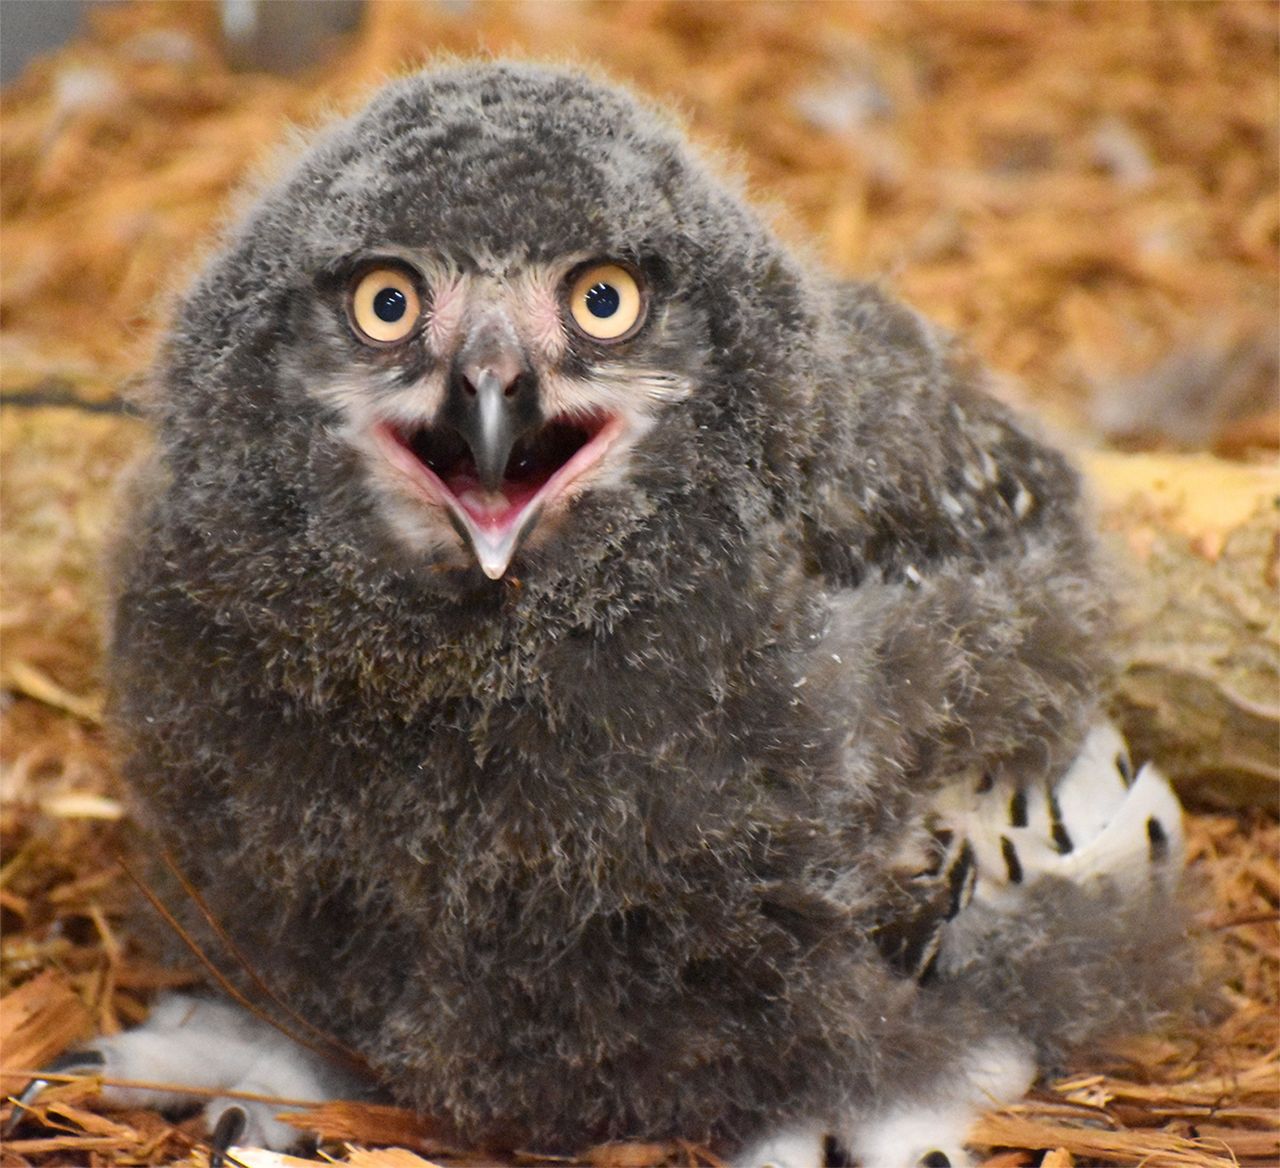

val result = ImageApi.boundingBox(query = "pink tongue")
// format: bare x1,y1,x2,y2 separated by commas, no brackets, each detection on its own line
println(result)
447,473,540,535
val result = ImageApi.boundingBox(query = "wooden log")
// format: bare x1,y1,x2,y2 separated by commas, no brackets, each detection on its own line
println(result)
1084,451,1279,810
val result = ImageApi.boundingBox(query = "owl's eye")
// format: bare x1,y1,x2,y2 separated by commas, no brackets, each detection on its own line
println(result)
349,267,422,344
567,263,645,342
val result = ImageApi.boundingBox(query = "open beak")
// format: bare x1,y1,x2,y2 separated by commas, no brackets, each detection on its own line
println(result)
440,335,541,496
374,319,625,579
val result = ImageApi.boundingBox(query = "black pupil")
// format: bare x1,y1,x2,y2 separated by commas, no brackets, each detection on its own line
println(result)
373,286,407,323
585,282,620,318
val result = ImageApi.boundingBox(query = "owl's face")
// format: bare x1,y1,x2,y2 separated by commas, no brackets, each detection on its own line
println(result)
165,65,816,587
311,246,696,579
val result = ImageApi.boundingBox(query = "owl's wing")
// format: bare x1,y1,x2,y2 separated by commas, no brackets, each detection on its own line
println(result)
804,280,1088,594
872,722,1185,982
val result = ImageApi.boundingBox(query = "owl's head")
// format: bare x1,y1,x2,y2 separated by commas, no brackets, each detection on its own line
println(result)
160,63,823,587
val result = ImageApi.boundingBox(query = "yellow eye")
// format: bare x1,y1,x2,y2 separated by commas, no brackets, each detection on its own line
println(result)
349,267,421,344
568,263,645,341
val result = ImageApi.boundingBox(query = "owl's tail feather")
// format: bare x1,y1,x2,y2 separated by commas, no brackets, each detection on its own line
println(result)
932,721,1184,911
924,722,1193,1064
868,722,1186,987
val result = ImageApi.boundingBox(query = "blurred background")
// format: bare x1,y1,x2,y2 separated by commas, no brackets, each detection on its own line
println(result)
0,3,1277,1166
1,0,1276,441
1,1,365,83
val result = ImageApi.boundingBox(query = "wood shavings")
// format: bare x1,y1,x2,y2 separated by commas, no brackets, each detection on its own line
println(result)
580,1143,686,1168
2,662,102,725
276,1101,451,1156
970,1108,1278,1166
216,1151,328,1168
0,3,1275,1167
36,793,124,822
340,1150,448,1168
0,971,94,1074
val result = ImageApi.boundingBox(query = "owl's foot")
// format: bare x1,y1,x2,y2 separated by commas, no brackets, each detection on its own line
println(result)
732,1124,826,1168
846,1119,973,1168
733,1037,1031,1168
733,1123,971,1168
842,1038,1034,1168
5,994,359,1154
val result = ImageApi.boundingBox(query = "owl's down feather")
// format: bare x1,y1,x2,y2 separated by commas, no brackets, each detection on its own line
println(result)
86,63,1191,1168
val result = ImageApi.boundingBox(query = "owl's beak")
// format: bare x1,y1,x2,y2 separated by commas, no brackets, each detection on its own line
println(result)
442,339,541,495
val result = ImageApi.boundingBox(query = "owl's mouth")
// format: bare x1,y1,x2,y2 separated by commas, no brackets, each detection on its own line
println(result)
376,411,623,578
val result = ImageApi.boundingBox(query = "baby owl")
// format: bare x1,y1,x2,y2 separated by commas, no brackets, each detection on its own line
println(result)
43,63,1193,1168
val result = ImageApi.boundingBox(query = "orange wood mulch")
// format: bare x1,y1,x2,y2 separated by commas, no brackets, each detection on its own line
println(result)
1,3,1276,1166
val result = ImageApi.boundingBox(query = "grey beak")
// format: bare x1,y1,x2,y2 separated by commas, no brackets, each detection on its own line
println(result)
442,329,539,494
469,368,519,491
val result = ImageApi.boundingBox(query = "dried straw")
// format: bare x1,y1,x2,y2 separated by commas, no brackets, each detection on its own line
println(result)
1,3,1276,1166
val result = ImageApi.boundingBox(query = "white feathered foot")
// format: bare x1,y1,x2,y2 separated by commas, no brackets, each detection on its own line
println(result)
6,994,357,1160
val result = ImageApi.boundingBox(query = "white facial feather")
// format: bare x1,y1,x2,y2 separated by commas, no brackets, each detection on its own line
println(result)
540,364,692,419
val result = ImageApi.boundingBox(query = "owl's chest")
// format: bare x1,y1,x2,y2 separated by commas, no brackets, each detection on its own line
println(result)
311,675,793,899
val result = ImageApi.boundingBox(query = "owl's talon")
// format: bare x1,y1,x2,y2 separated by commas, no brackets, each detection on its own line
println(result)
209,1104,247,1168
3,1049,106,1135
40,1048,106,1075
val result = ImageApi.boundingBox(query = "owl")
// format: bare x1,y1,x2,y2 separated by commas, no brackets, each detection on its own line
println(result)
16,63,1191,1168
